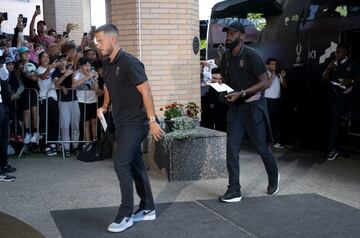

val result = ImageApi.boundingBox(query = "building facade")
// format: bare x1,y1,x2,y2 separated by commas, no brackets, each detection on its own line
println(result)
105,0,200,112
0,0,43,36
1,0,200,112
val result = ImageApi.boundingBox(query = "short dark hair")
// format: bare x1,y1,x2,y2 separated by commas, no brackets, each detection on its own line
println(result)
95,24,119,37
62,41,77,53
37,20,46,26
266,57,277,65
78,57,91,66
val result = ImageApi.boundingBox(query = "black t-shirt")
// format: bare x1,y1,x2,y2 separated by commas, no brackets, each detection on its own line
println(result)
52,68,77,101
9,71,20,92
104,50,148,126
221,45,266,95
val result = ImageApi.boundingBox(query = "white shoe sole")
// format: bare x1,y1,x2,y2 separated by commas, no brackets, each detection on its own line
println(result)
327,152,339,161
272,173,280,195
220,197,242,203
132,213,156,222
107,220,134,233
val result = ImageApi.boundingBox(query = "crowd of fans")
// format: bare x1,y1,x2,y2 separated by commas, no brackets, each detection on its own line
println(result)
0,8,106,181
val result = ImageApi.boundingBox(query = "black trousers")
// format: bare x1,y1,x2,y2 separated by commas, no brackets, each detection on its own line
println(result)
226,101,278,192
0,103,9,170
266,98,284,144
114,125,154,222
328,94,350,152
39,98,59,142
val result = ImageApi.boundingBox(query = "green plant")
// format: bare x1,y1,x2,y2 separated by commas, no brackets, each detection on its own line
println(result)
160,102,183,120
162,116,199,149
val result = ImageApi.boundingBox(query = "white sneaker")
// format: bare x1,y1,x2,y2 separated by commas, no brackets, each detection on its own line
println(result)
24,133,31,144
132,209,156,222
30,132,40,143
274,143,285,149
107,217,133,233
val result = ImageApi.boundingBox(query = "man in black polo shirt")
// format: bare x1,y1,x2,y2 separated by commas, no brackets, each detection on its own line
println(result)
95,24,164,233
218,22,280,203
323,43,360,160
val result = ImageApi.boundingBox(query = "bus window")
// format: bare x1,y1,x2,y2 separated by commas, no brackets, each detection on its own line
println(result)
206,0,282,59
306,5,319,21
305,2,360,21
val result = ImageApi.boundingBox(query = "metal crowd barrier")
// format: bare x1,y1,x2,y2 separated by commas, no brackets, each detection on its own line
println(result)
17,88,40,159
12,87,149,159
45,88,99,159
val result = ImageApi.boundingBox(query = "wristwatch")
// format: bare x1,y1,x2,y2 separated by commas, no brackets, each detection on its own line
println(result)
148,116,156,123
240,90,246,97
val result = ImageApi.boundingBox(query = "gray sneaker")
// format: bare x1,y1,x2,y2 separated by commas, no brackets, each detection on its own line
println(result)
108,216,133,233
132,209,156,222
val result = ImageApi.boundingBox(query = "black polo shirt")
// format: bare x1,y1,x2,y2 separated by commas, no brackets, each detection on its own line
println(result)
330,58,359,86
104,49,148,126
221,45,266,93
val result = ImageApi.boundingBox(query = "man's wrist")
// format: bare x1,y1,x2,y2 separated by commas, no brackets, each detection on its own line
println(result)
240,90,246,97
148,116,156,123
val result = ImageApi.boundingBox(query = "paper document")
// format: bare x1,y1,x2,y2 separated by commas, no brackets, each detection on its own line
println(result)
210,83,234,93
330,81,346,89
98,111,108,131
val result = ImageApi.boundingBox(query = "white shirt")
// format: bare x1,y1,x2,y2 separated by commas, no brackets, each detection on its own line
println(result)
36,66,57,100
74,70,97,104
265,71,281,99
0,64,10,103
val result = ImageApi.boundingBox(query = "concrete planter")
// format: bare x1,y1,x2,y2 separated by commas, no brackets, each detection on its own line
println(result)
150,127,227,181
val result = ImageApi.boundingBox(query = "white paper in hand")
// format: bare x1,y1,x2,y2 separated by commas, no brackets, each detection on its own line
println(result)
330,80,346,89
98,111,108,131
210,82,234,93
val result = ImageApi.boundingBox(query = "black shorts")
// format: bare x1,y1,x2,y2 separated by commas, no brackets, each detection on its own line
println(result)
79,102,97,122
19,89,38,111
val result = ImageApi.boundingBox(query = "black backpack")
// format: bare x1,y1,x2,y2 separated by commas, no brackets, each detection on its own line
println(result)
77,131,113,162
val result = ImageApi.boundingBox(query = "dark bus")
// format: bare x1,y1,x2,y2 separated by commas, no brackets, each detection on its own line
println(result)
207,0,360,153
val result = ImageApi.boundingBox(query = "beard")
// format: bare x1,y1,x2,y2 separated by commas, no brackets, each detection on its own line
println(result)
101,47,113,58
225,38,240,50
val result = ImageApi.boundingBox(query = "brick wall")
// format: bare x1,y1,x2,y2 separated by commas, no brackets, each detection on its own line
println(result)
107,0,200,113
43,0,91,44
